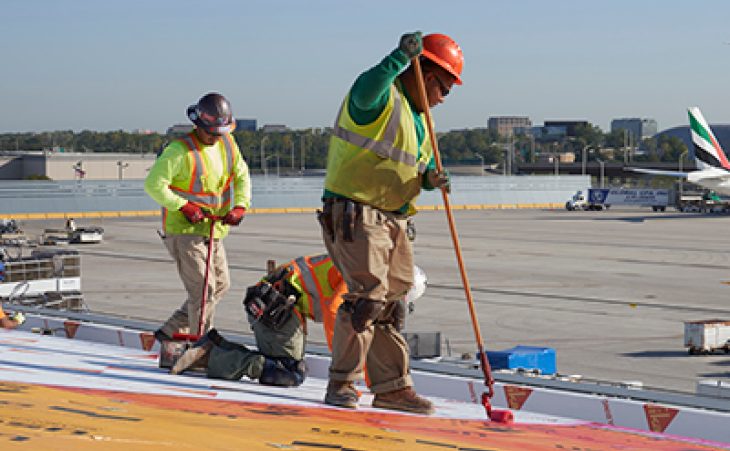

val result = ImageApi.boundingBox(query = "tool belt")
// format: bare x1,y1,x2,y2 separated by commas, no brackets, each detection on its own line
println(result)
317,197,362,243
243,282,298,330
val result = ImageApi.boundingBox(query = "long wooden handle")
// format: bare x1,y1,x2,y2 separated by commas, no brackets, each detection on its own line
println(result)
411,57,495,391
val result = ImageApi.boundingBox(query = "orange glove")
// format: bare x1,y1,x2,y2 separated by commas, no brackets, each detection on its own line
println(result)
223,206,246,226
179,202,204,224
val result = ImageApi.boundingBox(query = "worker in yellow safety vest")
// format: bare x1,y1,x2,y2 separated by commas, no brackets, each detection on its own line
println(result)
318,32,462,414
169,254,426,387
145,92,251,349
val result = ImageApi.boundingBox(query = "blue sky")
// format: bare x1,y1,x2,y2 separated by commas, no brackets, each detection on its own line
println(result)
2,0,729,134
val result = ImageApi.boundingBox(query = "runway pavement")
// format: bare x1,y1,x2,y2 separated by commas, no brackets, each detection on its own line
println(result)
17,207,730,393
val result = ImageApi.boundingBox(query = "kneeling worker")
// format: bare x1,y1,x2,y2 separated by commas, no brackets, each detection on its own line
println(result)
170,254,344,386
170,254,425,387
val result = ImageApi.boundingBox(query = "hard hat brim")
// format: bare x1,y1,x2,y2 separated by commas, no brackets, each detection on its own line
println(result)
422,49,463,85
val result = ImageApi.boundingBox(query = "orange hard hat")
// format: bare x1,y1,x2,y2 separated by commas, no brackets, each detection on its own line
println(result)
422,33,463,85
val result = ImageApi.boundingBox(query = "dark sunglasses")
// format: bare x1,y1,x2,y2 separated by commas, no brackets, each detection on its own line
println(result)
432,75,450,97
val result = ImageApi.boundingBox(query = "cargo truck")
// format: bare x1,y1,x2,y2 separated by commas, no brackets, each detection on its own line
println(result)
684,320,730,355
565,188,670,211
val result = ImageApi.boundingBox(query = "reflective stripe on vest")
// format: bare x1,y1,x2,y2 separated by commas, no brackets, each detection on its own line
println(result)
332,88,425,173
292,255,330,322
169,133,236,209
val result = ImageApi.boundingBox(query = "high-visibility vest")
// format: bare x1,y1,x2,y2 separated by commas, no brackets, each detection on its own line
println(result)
265,254,345,350
161,132,236,231
268,255,342,322
324,83,433,214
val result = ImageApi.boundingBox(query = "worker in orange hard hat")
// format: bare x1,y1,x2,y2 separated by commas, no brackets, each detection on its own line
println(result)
319,32,463,415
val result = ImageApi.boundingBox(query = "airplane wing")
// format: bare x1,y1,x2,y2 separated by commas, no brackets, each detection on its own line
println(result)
624,167,688,178
687,169,730,183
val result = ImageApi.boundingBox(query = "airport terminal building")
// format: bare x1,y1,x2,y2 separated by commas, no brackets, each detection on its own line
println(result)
0,151,156,180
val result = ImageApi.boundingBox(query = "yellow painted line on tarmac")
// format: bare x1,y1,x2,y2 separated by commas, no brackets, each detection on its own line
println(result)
3,203,563,220
4,211,161,220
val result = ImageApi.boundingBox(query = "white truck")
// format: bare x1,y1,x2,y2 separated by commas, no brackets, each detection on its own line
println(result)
684,320,730,355
565,188,670,211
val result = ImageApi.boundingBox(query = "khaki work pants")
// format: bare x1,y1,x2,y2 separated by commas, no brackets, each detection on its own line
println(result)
160,233,230,337
322,201,414,394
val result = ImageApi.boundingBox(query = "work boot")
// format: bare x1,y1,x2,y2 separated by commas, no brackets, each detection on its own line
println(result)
259,358,302,387
324,380,358,409
169,337,213,375
156,329,180,369
206,328,224,346
154,328,171,343
372,387,434,415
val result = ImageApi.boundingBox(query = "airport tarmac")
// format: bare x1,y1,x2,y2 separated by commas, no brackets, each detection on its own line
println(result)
16,207,730,394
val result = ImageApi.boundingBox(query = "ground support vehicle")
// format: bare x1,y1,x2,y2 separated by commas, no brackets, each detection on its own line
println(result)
675,190,730,213
684,320,730,354
565,188,670,211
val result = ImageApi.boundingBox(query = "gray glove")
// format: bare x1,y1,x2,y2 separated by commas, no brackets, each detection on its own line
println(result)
399,32,423,59
427,168,451,193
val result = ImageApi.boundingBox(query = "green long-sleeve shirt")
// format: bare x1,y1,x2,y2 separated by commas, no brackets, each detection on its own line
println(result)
324,48,438,212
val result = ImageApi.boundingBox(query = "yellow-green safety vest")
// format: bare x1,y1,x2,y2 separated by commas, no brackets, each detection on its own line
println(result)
324,84,433,214
162,132,236,234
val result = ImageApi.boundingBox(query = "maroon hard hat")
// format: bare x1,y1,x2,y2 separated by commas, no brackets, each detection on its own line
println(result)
187,92,235,135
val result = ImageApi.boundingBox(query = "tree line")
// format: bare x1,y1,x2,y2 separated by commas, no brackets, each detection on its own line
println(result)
0,125,688,171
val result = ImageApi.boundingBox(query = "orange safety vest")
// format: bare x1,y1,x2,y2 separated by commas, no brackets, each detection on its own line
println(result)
266,254,346,351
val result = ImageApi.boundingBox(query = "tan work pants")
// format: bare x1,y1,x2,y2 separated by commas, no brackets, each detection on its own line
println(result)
160,233,230,337
323,201,414,393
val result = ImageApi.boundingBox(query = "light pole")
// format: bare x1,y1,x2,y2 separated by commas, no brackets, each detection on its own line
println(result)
116,161,129,180
300,134,306,174
581,145,593,176
527,134,535,163
507,136,513,175
475,153,484,176
679,149,688,198
264,154,277,178
260,135,268,176
678,149,688,173
596,158,605,188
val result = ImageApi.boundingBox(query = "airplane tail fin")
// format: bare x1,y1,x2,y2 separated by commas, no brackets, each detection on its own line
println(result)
688,107,730,171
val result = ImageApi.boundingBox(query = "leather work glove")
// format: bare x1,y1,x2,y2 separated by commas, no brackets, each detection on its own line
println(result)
223,206,246,226
398,31,423,59
389,300,406,332
179,201,204,224
350,298,385,333
8,312,25,326
427,169,451,193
